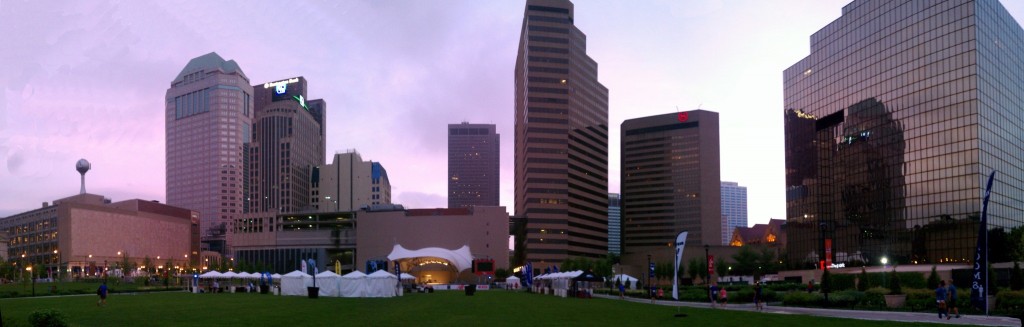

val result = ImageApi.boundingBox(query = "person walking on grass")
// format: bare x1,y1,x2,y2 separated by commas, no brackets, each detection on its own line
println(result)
618,281,625,300
754,281,764,311
718,286,728,307
935,280,948,319
96,281,108,306
947,279,960,319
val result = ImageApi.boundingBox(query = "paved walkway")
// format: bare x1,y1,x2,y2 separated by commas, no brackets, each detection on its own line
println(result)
593,294,1021,326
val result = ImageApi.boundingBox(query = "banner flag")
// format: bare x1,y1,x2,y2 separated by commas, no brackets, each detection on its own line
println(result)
971,171,996,313
673,231,688,300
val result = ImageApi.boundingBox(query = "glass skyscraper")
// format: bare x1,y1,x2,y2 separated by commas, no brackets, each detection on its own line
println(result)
784,0,1024,268
608,193,621,255
721,182,748,245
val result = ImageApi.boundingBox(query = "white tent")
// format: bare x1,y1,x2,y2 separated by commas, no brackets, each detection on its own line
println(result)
386,244,474,272
339,271,368,297
199,271,223,279
281,270,312,296
399,273,416,280
366,270,398,298
315,271,342,297
221,271,239,279
506,276,521,288
271,273,282,280
612,274,638,290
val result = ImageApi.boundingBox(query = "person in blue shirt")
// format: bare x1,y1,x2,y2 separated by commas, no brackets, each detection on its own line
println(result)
947,279,960,319
96,281,108,306
935,280,948,319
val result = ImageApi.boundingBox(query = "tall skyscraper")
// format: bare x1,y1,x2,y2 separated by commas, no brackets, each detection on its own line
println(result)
311,151,391,212
249,77,326,214
448,122,500,208
608,193,621,255
784,0,1024,267
515,0,609,267
621,111,720,261
166,52,253,253
720,181,748,245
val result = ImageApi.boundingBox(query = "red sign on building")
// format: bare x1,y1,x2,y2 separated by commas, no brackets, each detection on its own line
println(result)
824,239,833,269
707,255,714,275
677,112,689,122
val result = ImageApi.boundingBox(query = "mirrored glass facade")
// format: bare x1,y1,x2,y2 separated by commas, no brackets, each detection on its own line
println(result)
784,0,1024,268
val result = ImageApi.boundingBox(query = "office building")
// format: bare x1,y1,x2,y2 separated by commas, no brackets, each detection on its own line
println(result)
165,52,253,253
784,0,1024,267
608,193,621,255
514,0,610,268
721,182,748,245
311,151,391,212
249,76,326,215
620,110,721,264
448,123,500,208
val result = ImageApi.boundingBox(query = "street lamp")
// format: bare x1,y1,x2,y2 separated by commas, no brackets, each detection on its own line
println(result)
26,266,34,296
704,244,711,303
647,254,652,302
54,249,60,283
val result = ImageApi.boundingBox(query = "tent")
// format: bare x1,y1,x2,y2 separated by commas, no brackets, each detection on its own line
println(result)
199,271,223,279
612,274,638,290
366,270,398,298
386,244,474,272
340,271,368,297
505,276,521,289
399,273,416,280
315,271,342,297
221,271,239,279
271,273,282,280
281,270,312,296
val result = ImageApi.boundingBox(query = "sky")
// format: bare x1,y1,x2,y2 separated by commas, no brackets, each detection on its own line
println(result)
1,1,1023,226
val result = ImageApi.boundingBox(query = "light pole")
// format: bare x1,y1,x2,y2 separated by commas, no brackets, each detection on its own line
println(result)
880,256,889,288
704,245,710,303
26,266,34,296
647,254,652,302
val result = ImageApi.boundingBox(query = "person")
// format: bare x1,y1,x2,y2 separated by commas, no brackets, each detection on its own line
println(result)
718,286,728,307
754,281,764,311
96,281,108,306
710,283,719,308
807,280,814,293
213,280,220,293
618,281,625,300
935,280,948,319
947,279,960,319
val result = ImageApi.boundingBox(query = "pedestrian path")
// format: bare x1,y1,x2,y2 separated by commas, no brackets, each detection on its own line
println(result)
593,294,1020,326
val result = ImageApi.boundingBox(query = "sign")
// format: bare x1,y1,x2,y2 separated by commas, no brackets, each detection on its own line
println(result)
649,262,655,278
672,231,688,300
275,83,287,95
677,112,689,122
707,255,714,275
971,171,996,312
828,263,845,269
263,77,299,89
824,239,833,269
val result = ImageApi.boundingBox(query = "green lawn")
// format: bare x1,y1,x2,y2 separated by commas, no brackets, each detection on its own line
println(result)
0,290,974,327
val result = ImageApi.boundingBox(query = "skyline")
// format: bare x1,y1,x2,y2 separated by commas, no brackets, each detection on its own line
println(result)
2,0,1023,226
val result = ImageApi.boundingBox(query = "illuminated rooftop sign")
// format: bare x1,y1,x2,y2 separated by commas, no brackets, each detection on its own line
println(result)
263,77,299,89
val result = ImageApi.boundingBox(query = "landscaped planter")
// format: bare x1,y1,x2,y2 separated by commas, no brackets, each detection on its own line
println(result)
884,294,906,308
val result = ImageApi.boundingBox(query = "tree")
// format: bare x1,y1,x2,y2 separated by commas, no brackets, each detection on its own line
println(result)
731,246,759,276
1010,261,1023,291
757,248,779,275
926,266,940,289
495,268,509,280
119,253,135,277
889,270,902,295
1010,226,1024,262
821,269,833,294
715,258,728,278
857,267,870,291
142,256,153,275
687,258,700,282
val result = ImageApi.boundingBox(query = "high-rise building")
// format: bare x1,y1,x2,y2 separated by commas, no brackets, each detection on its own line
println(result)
249,76,326,214
608,193,621,255
720,182,748,245
784,0,1024,268
515,0,609,267
621,111,720,261
448,122,500,208
165,52,253,253
311,151,391,212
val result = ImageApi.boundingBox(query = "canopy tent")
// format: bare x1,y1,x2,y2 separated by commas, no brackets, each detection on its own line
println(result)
340,271,368,298
366,270,398,298
572,271,603,282
199,271,223,279
506,276,521,288
281,270,312,296
221,271,239,279
612,274,638,290
386,244,473,272
399,273,416,280
271,273,282,280
315,271,342,297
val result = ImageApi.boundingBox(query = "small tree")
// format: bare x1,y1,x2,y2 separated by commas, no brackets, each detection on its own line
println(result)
142,256,153,275
927,266,940,289
715,258,728,278
1011,261,1023,291
687,258,700,282
889,270,902,295
857,267,870,291
821,269,833,294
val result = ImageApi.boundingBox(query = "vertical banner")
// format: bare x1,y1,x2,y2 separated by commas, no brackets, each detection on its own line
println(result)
672,232,688,300
524,262,533,287
707,255,714,276
971,171,996,313
300,259,307,274
824,239,833,269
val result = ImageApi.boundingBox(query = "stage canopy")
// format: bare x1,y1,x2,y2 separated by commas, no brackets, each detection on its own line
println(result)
385,244,473,272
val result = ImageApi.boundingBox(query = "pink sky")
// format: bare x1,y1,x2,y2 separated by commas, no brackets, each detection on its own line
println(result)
2,1,1023,226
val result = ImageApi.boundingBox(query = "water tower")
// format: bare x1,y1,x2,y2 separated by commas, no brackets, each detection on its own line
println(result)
76,159,91,194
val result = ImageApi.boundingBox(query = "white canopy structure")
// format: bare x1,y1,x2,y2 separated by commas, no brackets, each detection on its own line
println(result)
399,273,416,280
385,244,474,272
315,271,342,297
612,274,638,290
281,270,312,296
366,270,398,298
199,271,223,279
340,271,368,297
221,271,239,279
271,273,282,280
506,276,521,288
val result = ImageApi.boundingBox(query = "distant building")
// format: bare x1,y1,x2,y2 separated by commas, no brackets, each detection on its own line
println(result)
620,110,720,266
720,182,747,245
448,122,500,208
608,193,621,255
1,193,199,277
249,76,326,215
729,219,786,249
311,151,391,212
165,52,253,254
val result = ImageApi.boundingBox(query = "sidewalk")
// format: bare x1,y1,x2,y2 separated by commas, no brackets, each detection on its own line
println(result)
593,294,1021,327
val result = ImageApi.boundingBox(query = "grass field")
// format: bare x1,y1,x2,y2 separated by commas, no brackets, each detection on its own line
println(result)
0,290,976,327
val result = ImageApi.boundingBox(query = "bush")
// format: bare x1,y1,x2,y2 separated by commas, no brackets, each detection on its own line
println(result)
889,271,902,295
766,283,805,293
857,268,870,291
827,290,864,308
861,287,890,308
783,291,823,306
27,309,69,327
926,266,940,290
996,290,1024,312
903,288,936,311
831,273,856,291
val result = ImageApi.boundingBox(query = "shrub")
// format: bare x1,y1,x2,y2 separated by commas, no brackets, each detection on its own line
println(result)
889,271,902,295
926,266,940,289
903,288,936,311
821,269,833,294
857,268,870,291
996,290,1024,312
27,309,69,327
1011,262,1023,291
831,273,856,291
782,291,823,306
766,283,805,293
827,290,864,308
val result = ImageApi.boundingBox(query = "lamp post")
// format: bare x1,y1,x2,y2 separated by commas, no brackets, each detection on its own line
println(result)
880,256,889,288
647,254,653,302
704,244,710,303
26,266,34,297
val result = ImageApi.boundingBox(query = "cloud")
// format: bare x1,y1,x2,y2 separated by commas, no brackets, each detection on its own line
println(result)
393,191,446,209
